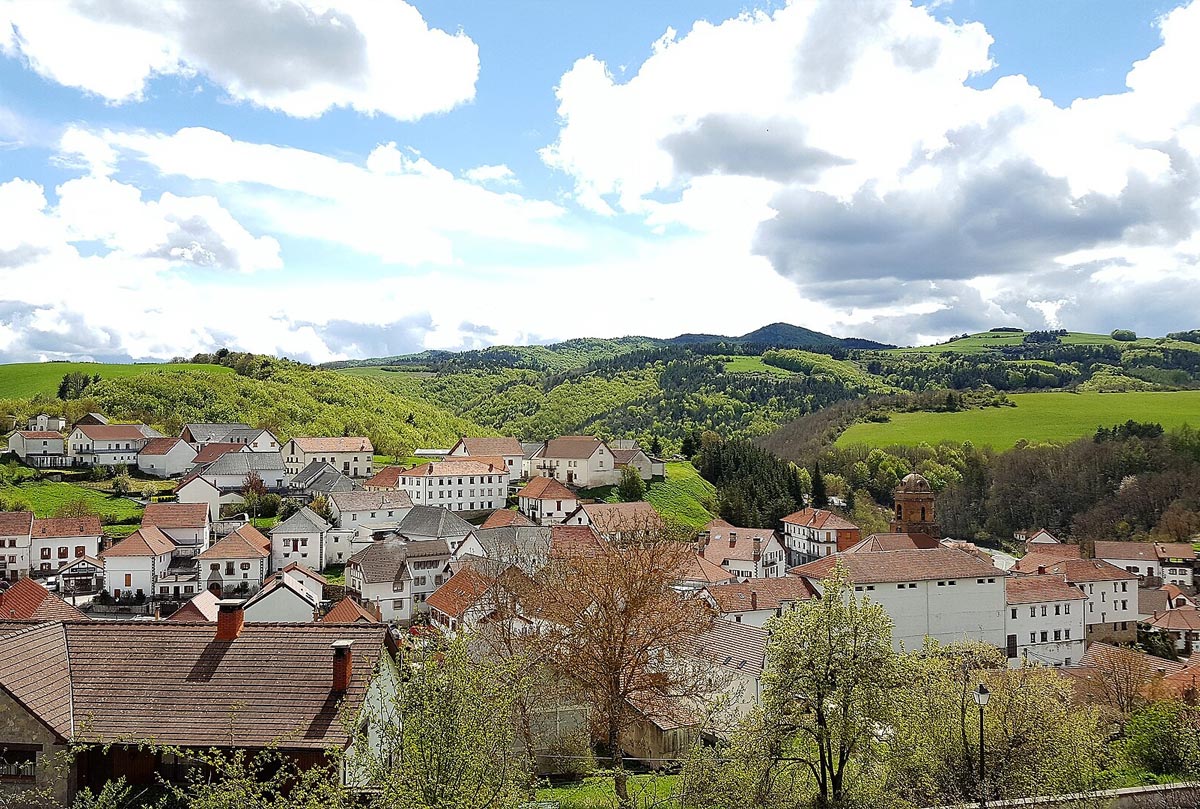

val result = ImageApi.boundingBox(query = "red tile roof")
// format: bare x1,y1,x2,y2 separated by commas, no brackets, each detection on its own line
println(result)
700,520,780,563
291,436,373,454
1078,641,1184,675
142,502,209,529
0,621,388,748
1011,545,1082,573
1035,558,1137,583
706,578,817,613
1093,541,1158,563
845,533,940,553
454,437,523,457
193,442,243,464
364,466,403,489
678,553,738,585
0,511,33,536
322,597,380,624
520,476,576,501
1156,543,1197,562
549,525,605,558
168,589,221,622
581,502,663,533
480,509,534,529
139,437,188,456
0,578,87,620
100,526,176,558
790,547,1000,584
541,435,609,460
781,507,859,531
426,566,495,621
197,524,270,559
1144,606,1200,632
73,424,150,441
16,431,63,439
1004,574,1086,605
402,459,506,477
32,516,102,538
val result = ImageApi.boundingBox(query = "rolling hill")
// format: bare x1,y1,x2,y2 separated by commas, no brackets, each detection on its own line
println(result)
0,361,233,398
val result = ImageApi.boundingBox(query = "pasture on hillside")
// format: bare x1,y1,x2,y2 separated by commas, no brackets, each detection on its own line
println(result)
575,461,716,529
886,330,1180,354
2,480,143,523
0,362,232,398
837,390,1200,450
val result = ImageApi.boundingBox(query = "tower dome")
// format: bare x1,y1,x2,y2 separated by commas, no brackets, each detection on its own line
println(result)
899,473,932,494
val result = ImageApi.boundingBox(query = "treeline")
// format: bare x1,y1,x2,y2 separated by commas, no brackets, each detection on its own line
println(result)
695,438,809,527
817,423,1200,546
177,348,309,379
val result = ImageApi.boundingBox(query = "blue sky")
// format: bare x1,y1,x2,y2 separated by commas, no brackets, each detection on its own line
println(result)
0,0,1197,362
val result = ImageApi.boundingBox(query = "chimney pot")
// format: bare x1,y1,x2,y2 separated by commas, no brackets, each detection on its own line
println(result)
215,599,245,641
729,531,737,548
332,639,354,692
1037,565,1047,576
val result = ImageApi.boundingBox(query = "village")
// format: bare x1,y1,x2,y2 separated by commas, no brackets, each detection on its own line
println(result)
3,410,1200,805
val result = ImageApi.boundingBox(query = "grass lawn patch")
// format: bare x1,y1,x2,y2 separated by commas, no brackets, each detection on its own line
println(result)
252,516,280,532
0,361,232,398
321,564,346,586
536,774,679,809
837,390,1200,450
4,480,144,523
576,462,715,530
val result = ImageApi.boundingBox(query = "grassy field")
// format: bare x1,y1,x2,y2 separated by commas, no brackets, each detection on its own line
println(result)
537,774,679,808
577,461,716,529
838,390,1200,450
1,480,143,523
887,330,1183,355
0,361,233,398
720,355,794,376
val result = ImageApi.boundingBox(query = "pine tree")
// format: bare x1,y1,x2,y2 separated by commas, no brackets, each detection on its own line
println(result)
811,460,828,508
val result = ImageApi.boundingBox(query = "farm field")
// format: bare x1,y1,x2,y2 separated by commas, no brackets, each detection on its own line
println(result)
887,330,1181,354
1,480,143,523
0,361,232,398
575,461,716,529
837,390,1200,450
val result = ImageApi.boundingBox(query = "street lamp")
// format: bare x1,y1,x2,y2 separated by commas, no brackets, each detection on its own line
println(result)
973,683,990,808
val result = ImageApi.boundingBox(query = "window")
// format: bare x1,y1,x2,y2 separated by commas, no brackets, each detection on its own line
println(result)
240,562,251,570
1041,605,1047,616
1011,608,1017,619
948,580,957,586
1065,629,1071,640
225,562,235,575
1029,632,1036,644
124,574,132,587
0,748,36,779
1064,603,1070,614
1040,631,1048,642
937,581,945,587
1030,606,1036,618
1054,630,1061,641
40,548,51,560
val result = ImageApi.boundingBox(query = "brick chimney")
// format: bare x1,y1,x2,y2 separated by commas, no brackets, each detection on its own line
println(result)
1037,565,1047,576
215,599,245,641
332,639,354,692
697,536,706,557
729,531,737,549
753,537,762,562
750,591,758,611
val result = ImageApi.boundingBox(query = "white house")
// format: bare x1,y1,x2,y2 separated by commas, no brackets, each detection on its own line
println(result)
610,447,654,481
345,537,454,623
790,548,1006,652
242,571,320,622
189,450,290,491
1003,575,1087,668
517,477,578,525
565,501,664,541
395,460,507,512
271,507,334,571
329,490,414,537
195,523,272,595
1034,558,1140,645
779,508,862,567
697,520,788,579
26,414,66,432
457,526,552,574
30,517,103,573
140,502,210,549
181,423,252,447
0,511,33,583
1143,607,1200,654
99,526,177,599
7,431,68,468
447,436,524,481
269,562,327,602
527,436,619,487
175,475,221,522
66,423,159,467
136,437,198,478
393,506,477,555
1094,541,1195,588
283,436,374,479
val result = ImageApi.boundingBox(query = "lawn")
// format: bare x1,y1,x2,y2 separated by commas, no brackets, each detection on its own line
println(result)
886,330,1177,355
2,480,143,523
576,461,716,529
536,774,679,808
837,390,1200,450
0,361,233,398
720,355,794,376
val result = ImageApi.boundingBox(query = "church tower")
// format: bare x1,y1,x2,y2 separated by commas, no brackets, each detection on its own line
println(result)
890,472,941,537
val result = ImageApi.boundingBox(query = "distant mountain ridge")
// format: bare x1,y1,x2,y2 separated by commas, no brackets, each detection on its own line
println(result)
322,323,893,370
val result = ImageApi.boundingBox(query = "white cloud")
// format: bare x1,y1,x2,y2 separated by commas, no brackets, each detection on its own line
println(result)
463,164,519,187
0,0,478,120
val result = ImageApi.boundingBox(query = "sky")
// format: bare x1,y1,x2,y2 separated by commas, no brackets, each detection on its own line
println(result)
0,0,1197,363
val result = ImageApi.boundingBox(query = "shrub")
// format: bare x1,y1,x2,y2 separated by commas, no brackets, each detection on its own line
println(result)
1112,329,1138,341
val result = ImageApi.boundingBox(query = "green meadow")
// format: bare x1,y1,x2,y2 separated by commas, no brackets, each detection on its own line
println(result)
0,362,232,398
837,390,1200,450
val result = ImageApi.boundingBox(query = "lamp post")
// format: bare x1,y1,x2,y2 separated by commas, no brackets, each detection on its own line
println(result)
973,683,990,808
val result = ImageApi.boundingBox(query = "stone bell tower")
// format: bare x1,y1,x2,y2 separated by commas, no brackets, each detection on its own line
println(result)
890,472,941,537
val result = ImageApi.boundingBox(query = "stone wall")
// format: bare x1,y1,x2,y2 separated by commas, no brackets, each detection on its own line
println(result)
0,690,73,805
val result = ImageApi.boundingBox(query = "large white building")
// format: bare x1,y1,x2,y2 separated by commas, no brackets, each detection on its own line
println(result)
1035,558,1140,645
346,537,454,622
66,424,159,467
7,431,68,468
99,526,178,600
526,436,619,487
790,548,1007,652
1094,541,1195,588
447,437,524,481
30,517,104,574
329,490,414,538
136,437,198,478
283,437,374,479
517,476,579,525
395,460,507,513
698,520,788,579
1004,575,1087,668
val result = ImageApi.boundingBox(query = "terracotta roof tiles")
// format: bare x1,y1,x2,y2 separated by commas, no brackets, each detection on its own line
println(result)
291,436,374,454
0,511,33,536
781,507,859,531
0,578,87,620
520,476,576,501
139,437,188,456
142,502,209,529
322,597,380,624
100,526,176,558
1004,574,1086,605
480,509,535,529
789,547,1000,584
454,437,523,457
32,516,103,539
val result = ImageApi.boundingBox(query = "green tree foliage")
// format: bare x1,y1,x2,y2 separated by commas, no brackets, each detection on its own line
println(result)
1111,329,1138,341
696,439,806,528
1124,700,1200,776
616,465,647,502
57,371,100,400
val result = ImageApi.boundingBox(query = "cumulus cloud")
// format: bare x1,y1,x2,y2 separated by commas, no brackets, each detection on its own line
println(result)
543,0,1200,342
463,164,520,187
0,0,478,120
